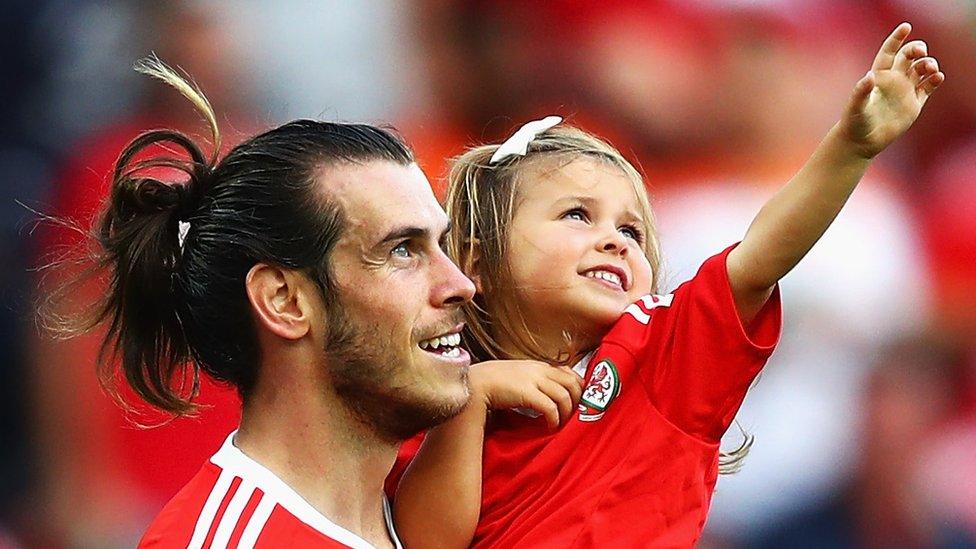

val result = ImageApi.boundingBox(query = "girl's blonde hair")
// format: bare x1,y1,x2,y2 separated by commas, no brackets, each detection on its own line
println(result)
445,123,751,474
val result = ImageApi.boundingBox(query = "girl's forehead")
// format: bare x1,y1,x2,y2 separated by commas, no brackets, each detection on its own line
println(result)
519,156,642,209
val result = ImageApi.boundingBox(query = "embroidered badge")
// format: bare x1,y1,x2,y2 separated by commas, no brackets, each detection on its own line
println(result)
578,359,621,422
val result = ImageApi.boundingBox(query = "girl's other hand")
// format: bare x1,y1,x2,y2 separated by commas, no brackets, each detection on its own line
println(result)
470,360,585,431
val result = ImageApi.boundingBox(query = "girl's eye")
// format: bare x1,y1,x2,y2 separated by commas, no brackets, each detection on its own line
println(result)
619,225,644,243
563,208,588,222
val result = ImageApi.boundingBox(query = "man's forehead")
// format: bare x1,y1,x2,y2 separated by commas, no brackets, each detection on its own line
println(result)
318,161,446,240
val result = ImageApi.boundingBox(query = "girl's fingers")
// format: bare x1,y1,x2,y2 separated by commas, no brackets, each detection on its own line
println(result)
568,376,583,406
909,57,939,86
872,22,912,71
538,379,575,425
550,366,584,404
893,40,927,73
917,71,945,97
524,390,561,431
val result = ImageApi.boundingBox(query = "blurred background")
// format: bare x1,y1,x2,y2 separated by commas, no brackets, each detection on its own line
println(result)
4,0,975,547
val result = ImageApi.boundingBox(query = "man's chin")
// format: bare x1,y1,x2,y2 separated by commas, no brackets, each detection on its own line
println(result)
336,380,471,444
383,394,469,442
406,376,471,432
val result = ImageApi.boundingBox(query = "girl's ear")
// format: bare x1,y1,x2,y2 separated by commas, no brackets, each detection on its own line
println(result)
460,238,486,294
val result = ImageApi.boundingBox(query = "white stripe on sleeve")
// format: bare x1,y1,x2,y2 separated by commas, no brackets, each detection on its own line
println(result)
187,470,235,549
623,303,651,324
210,479,256,548
237,496,276,549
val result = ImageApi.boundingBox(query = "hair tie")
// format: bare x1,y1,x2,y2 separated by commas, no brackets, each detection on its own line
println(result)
173,164,212,251
177,221,191,250
489,116,562,164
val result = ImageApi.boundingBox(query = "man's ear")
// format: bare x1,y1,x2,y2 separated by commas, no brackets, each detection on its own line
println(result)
460,239,486,295
245,263,311,340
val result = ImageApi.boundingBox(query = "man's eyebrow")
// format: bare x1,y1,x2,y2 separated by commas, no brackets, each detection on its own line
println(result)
378,226,429,246
376,221,451,246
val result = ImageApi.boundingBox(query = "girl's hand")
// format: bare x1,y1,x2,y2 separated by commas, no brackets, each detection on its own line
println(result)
469,360,585,430
838,22,945,160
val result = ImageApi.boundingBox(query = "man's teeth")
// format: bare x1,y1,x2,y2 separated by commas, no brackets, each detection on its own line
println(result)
586,270,622,286
419,332,462,351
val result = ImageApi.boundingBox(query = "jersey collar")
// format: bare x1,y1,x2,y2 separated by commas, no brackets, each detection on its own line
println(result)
572,351,596,378
210,430,403,549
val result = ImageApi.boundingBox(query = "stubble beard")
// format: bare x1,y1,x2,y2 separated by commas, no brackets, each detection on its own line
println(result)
324,299,469,444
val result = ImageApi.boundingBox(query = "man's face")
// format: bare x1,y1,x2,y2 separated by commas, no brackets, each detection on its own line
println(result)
322,161,476,442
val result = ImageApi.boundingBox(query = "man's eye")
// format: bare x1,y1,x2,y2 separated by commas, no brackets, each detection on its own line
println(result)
391,242,412,258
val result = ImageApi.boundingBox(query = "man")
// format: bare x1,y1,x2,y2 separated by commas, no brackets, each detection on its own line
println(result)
54,59,475,547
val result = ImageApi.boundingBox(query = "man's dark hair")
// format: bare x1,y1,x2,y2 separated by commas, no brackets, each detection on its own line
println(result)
45,58,414,416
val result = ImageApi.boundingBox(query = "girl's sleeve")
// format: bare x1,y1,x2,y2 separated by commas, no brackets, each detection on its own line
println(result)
604,242,782,442
384,433,425,499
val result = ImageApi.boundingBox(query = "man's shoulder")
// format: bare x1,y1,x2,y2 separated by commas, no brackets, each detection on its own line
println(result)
140,433,399,548
138,459,350,548
139,461,225,547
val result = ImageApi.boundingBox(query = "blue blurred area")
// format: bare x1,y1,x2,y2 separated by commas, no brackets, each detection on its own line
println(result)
0,0,56,540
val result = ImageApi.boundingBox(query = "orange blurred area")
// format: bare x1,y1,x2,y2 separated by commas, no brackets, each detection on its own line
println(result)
3,1,973,546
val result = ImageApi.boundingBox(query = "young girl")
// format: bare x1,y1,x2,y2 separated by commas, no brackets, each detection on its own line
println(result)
390,23,944,548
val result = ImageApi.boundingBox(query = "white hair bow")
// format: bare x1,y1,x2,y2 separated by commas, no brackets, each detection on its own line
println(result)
489,115,562,164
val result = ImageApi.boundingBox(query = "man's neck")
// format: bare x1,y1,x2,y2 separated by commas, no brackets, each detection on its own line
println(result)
234,384,398,547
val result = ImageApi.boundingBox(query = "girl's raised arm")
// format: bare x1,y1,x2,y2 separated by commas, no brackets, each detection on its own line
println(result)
726,22,944,324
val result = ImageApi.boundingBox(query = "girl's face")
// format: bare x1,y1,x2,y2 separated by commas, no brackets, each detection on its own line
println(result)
502,157,653,344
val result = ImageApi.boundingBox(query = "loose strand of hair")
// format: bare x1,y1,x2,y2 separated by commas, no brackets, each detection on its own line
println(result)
133,55,221,165
718,421,754,474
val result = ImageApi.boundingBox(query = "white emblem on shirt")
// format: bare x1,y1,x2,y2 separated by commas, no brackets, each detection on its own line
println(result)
578,359,621,422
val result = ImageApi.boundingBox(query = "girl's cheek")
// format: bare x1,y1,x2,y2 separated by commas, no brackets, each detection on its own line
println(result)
630,258,654,295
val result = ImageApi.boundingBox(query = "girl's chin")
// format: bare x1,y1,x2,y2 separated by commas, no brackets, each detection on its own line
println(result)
525,304,627,349
583,306,631,327
556,314,619,344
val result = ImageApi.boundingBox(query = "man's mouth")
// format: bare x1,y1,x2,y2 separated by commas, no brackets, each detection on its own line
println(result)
418,331,463,358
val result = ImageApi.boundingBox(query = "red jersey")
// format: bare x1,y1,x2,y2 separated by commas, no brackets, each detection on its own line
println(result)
141,432,403,549
389,244,782,548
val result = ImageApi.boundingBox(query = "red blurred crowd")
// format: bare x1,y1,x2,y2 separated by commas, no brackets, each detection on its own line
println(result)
6,1,973,547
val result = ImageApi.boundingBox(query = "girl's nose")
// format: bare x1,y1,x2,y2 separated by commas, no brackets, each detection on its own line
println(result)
597,229,628,256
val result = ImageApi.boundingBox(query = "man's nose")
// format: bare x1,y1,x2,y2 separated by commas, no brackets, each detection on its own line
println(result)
431,251,476,307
